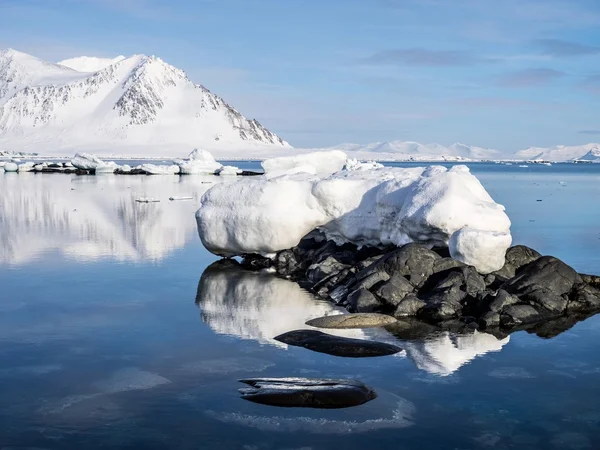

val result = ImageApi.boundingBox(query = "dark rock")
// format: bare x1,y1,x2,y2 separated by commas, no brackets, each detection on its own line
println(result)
484,274,496,286
306,313,397,329
358,243,440,288
500,305,542,327
306,256,349,285
394,293,426,317
580,273,600,289
432,257,465,274
240,170,263,176
374,273,415,307
480,311,500,328
347,288,384,313
274,249,299,276
494,245,542,279
568,283,600,311
487,289,520,313
238,377,377,409
274,330,402,357
502,256,582,314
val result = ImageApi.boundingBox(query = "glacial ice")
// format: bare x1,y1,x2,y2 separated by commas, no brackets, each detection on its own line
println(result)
196,155,512,273
217,165,242,176
140,164,180,175
176,148,223,175
71,153,108,170
3,162,18,172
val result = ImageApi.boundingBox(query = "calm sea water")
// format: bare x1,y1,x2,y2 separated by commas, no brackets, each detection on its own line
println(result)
0,162,599,449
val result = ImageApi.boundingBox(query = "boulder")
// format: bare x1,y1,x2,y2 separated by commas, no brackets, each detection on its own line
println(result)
347,288,384,313
306,313,398,329
394,294,427,318
239,377,377,409
500,305,542,327
374,273,415,307
494,245,542,279
306,256,349,285
502,256,582,314
274,329,403,357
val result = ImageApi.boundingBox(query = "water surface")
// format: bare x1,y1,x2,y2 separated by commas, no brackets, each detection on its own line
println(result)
0,164,599,449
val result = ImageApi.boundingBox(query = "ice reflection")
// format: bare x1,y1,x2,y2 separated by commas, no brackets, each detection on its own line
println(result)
0,173,225,264
195,260,511,375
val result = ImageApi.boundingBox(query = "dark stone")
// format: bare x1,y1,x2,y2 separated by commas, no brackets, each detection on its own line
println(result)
487,289,520,313
240,170,263,176
568,283,600,311
374,273,415,307
347,288,384,313
480,311,500,328
306,256,349,285
494,245,542,279
500,305,542,327
354,270,390,291
274,249,299,276
502,256,582,314
239,377,377,409
394,293,426,317
274,330,402,357
432,257,465,274
580,273,600,289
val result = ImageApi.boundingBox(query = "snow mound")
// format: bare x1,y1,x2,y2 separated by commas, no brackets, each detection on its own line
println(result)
343,158,384,171
217,165,242,176
261,150,347,177
176,148,223,175
58,55,126,72
71,153,107,170
196,154,512,273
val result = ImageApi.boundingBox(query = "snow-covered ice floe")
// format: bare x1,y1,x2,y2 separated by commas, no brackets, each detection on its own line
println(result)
176,148,223,175
140,164,180,175
196,152,512,273
217,165,242,176
3,162,18,172
261,150,347,178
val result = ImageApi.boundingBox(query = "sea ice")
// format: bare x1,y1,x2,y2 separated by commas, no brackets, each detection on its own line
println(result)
343,158,384,171
140,163,180,175
196,155,512,273
3,162,18,172
176,148,223,175
17,162,35,172
217,165,242,175
71,153,108,170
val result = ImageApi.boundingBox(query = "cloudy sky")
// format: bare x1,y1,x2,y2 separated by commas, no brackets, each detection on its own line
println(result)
1,0,599,150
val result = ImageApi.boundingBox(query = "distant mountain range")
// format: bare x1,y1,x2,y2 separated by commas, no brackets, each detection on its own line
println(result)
0,49,289,157
0,48,597,161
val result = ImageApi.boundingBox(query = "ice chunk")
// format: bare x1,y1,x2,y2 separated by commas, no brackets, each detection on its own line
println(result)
176,148,223,175
196,158,511,273
3,162,18,172
261,150,347,176
71,153,107,170
17,162,35,172
217,165,242,176
140,164,180,175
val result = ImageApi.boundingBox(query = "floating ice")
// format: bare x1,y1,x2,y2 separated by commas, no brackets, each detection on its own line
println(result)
3,162,18,172
196,156,512,273
343,158,384,171
71,153,107,170
217,165,242,176
140,164,180,175
17,162,35,172
176,148,223,175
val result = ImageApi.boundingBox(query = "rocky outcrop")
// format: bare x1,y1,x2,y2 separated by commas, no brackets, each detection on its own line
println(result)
242,233,600,333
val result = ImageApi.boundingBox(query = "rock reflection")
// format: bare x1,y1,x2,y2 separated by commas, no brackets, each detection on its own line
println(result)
195,260,513,375
0,174,220,264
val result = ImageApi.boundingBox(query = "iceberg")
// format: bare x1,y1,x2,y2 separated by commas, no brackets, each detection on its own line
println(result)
176,148,223,175
3,162,18,172
71,153,107,170
196,153,512,273
139,164,180,175
17,162,35,172
217,165,242,176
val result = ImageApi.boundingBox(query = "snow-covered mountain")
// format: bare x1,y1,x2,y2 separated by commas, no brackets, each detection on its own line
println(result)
514,143,600,161
331,141,502,161
0,48,290,157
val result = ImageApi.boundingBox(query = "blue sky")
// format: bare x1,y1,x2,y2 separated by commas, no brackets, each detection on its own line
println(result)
1,0,599,150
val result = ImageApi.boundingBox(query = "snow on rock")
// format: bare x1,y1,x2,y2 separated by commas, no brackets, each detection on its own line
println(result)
261,150,347,177
217,165,242,176
3,162,18,172
57,55,126,72
196,158,512,273
176,148,222,175
71,153,107,170
343,158,384,171
140,164,180,175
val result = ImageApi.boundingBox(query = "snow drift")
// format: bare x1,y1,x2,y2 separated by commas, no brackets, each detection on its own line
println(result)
196,153,512,273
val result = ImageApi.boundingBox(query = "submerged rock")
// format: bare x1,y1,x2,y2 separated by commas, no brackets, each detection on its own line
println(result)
238,377,377,409
306,313,398,329
274,329,402,357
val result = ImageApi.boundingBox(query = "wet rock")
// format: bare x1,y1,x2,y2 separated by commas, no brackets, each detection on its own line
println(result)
502,256,582,314
432,257,465,274
394,294,426,318
306,256,349,285
480,311,501,328
347,288,384,313
274,330,402,357
494,245,542,279
374,273,415,307
274,249,300,276
238,377,377,409
580,273,600,289
306,313,398,329
487,289,520,313
568,283,600,311
500,305,542,327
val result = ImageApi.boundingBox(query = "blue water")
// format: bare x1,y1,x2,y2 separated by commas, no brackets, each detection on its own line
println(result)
0,164,599,449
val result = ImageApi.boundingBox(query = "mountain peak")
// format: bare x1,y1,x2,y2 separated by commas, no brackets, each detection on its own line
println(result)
0,49,290,155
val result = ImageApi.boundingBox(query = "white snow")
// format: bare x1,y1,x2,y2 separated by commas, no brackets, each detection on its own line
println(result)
17,162,35,172
343,158,384,171
57,55,126,72
176,148,223,174
261,150,347,177
196,153,512,273
3,162,17,172
515,143,600,161
71,153,108,170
